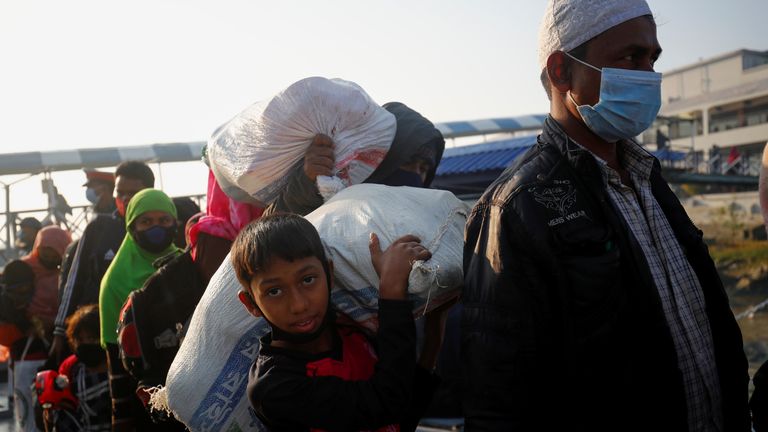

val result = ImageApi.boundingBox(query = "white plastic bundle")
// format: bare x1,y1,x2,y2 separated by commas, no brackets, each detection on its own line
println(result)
306,184,468,330
208,77,396,205
160,185,467,431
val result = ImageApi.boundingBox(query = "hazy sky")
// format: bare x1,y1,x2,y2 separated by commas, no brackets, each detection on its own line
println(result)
0,0,766,211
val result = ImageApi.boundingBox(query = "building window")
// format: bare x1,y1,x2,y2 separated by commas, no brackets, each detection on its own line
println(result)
709,95,768,133
743,53,768,70
668,111,704,139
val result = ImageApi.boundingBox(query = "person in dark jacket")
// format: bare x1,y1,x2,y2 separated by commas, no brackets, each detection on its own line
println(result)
232,214,442,432
116,171,258,427
752,360,768,431
117,233,231,428
15,217,42,257
50,161,154,363
51,304,110,432
265,101,445,216
100,189,181,432
170,196,202,249
83,169,117,215
460,1,750,431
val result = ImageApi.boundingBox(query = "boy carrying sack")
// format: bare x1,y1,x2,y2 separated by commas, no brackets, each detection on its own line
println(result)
231,214,445,431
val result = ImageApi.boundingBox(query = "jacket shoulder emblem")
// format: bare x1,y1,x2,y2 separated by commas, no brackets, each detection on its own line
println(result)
528,179,588,227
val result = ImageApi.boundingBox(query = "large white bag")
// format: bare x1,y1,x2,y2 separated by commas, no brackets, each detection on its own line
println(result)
306,184,467,330
161,185,467,431
208,77,396,206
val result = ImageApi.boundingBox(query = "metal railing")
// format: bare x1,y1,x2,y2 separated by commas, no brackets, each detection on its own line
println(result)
0,194,206,265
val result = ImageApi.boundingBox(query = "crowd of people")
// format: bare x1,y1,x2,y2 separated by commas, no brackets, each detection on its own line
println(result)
0,0,764,431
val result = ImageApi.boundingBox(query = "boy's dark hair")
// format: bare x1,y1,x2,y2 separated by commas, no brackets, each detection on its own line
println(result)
19,217,42,231
2,260,34,286
65,304,100,349
231,214,328,290
115,161,155,188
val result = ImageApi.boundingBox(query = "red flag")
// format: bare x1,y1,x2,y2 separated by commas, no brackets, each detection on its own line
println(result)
727,147,741,165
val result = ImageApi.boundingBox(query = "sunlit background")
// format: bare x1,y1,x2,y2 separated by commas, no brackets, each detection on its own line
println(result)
0,0,766,209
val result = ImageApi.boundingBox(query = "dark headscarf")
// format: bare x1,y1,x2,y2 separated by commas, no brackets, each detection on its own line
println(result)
364,102,445,187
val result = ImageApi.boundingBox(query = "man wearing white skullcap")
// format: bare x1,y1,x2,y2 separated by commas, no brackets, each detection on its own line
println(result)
461,1,751,431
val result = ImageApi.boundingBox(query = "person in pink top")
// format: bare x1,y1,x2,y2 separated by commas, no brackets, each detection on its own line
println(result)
11,225,71,431
21,225,72,333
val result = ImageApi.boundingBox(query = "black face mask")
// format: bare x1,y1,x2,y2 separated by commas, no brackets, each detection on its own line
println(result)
132,224,177,253
39,257,62,270
76,343,106,368
379,169,425,188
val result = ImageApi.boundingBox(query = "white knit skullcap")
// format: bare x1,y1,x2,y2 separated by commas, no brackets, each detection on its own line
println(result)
537,0,652,70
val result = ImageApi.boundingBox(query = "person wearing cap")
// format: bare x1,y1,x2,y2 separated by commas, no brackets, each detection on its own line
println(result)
50,161,155,364
461,1,750,431
83,169,117,215
15,217,42,257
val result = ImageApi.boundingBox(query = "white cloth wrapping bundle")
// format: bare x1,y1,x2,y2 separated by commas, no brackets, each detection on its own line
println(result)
158,185,468,431
207,77,396,205
305,184,468,330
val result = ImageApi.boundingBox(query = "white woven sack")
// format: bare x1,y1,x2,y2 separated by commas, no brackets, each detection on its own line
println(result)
159,184,467,431
208,77,395,206
161,257,270,432
306,184,468,331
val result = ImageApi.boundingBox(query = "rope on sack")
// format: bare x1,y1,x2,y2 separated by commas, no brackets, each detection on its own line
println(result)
417,205,467,316
146,385,173,417
426,206,468,252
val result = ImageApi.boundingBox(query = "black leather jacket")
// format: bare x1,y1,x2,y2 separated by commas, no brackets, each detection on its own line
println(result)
461,117,750,431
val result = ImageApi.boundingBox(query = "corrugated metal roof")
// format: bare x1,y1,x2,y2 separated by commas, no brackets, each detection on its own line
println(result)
436,135,688,176
437,135,538,176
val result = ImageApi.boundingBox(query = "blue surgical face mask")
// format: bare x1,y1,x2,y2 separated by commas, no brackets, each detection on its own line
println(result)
566,52,662,143
85,187,100,205
131,224,177,253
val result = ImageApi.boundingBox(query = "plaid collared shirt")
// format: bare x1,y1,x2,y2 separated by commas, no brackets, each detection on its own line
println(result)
572,138,723,432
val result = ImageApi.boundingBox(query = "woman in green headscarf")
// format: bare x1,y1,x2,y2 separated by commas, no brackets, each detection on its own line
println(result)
99,188,181,431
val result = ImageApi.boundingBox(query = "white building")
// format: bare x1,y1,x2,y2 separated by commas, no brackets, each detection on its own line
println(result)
644,49,768,175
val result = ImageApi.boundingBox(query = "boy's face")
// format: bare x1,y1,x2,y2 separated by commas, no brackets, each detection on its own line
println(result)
240,255,329,336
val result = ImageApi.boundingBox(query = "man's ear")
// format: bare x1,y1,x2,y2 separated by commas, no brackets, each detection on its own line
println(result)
238,290,262,318
546,51,572,95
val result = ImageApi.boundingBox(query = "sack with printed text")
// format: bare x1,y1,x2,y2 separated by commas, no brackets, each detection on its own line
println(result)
157,184,467,431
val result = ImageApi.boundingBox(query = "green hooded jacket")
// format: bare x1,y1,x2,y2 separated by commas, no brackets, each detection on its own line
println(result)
99,189,180,346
